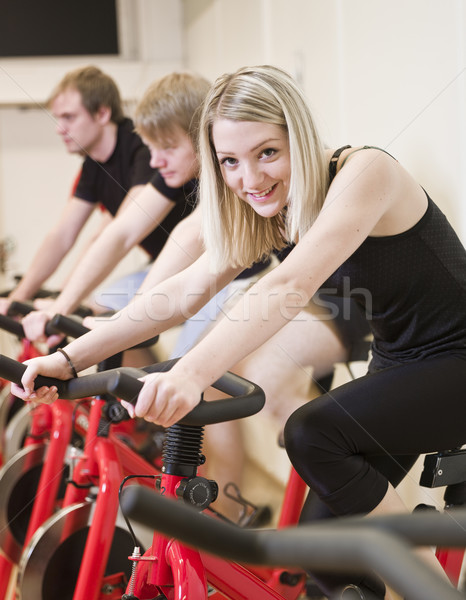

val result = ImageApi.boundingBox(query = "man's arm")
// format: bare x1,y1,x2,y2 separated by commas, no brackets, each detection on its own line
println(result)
48,183,174,316
17,252,240,387
59,209,113,289
137,205,203,293
0,197,95,312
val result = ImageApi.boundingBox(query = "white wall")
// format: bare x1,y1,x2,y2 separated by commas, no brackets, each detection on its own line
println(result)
0,0,184,292
183,0,466,242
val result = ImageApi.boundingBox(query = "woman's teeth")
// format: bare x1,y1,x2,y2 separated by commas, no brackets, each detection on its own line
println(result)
252,185,274,198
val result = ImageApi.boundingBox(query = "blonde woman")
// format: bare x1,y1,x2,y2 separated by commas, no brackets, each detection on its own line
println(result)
13,65,466,598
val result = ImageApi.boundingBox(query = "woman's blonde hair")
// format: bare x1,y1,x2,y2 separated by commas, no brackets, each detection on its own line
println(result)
199,65,328,272
134,72,211,146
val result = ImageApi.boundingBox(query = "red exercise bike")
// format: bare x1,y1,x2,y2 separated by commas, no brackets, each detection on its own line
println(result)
120,475,466,600
0,314,162,600
0,355,314,600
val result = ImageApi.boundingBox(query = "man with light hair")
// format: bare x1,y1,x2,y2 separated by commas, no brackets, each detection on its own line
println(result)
0,65,156,320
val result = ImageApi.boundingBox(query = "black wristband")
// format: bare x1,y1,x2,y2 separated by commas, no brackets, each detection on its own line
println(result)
57,347,78,378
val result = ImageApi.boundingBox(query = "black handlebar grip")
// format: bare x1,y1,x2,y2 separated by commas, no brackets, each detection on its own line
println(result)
60,368,146,400
1,310,89,341
121,485,257,563
0,355,147,400
70,363,265,426
141,359,265,425
0,354,27,382
46,314,89,339
120,484,466,562
105,369,144,404
7,300,34,317
0,355,265,425
110,363,265,425
0,313,25,338
9,300,92,320
119,486,466,600
0,307,89,341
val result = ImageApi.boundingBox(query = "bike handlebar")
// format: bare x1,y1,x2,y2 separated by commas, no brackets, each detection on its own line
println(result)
0,355,265,426
8,299,92,319
0,313,24,338
0,312,83,340
0,311,158,349
48,313,90,339
120,485,466,600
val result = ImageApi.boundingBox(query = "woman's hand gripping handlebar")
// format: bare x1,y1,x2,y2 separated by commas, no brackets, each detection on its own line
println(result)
119,485,466,600
7,306,225,426
1,309,160,406
0,311,101,400
0,355,265,427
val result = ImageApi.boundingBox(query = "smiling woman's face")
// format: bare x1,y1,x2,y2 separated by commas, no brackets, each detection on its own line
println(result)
212,118,290,218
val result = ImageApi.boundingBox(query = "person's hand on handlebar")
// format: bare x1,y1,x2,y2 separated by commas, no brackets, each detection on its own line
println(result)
0,298,12,316
121,370,203,428
10,353,72,403
22,309,64,347
33,297,56,311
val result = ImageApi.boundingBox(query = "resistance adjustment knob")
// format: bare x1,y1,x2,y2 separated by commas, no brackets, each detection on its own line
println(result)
175,476,219,509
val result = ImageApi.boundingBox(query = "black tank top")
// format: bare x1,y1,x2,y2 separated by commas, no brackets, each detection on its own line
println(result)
322,146,466,371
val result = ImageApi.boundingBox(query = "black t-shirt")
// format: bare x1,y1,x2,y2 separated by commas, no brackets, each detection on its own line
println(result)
75,118,155,214
143,171,198,259
151,171,198,204
73,119,198,259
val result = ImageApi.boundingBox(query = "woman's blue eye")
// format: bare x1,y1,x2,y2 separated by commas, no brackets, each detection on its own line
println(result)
220,157,237,166
262,148,276,158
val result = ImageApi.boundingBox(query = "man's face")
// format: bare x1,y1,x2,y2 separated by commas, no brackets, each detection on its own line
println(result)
144,127,199,188
51,88,105,157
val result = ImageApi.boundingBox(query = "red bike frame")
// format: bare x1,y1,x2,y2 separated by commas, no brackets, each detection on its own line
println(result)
0,392,159,600
126,451,308,600
0,337,52,599
56,395,159,600
0,398,87,599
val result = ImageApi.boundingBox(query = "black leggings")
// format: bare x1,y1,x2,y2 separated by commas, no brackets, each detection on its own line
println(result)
297,454,418,597
285,353,466,516
284,353,466,596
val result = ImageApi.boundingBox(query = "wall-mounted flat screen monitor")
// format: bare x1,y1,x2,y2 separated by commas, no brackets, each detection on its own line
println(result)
0,0,119,57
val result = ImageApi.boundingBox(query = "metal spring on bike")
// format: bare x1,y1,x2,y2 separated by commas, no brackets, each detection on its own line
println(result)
127,546,141,596
162,423,204,477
